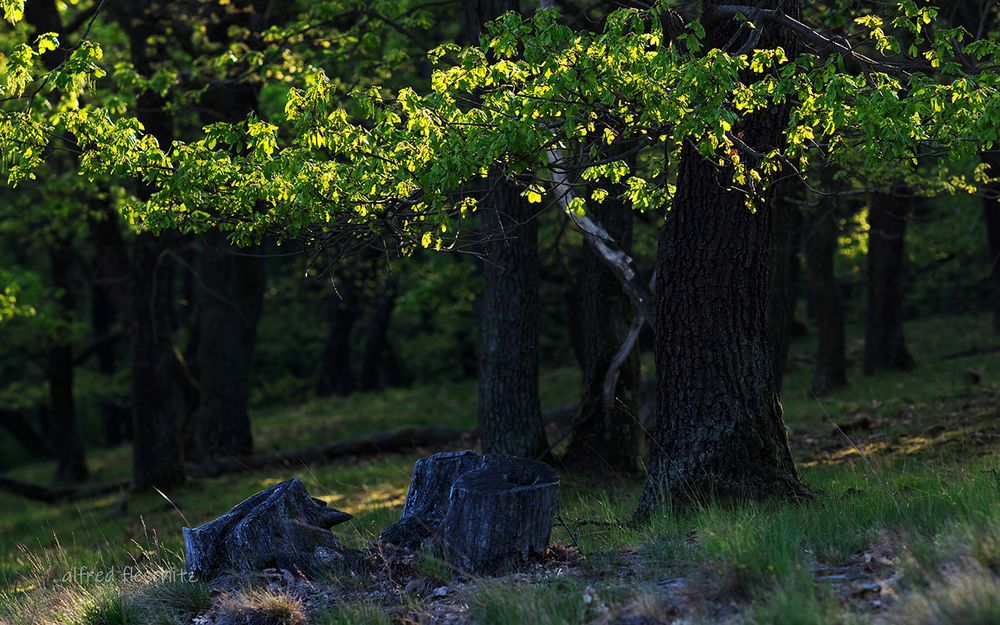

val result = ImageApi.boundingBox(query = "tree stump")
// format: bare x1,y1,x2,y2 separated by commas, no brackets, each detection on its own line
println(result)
183,478,353,579
379,451,559,575
377,450,483,550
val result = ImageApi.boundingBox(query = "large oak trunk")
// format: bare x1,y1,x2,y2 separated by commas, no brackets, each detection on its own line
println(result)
805,192,848,395
863,188,915,374
636,0,805,515
193,231,265,457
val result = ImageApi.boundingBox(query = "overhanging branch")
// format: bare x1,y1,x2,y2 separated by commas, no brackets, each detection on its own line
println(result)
545,149,656,326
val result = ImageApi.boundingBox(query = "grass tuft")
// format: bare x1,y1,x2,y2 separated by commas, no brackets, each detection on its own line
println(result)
893,567,1000,625
315,602,393,625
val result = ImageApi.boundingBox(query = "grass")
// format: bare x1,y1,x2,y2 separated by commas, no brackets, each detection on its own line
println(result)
0,311,999,623
469,578,589,625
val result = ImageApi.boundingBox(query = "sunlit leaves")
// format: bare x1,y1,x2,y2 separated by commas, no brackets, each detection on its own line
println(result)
0,0,996,251
0,0,23,23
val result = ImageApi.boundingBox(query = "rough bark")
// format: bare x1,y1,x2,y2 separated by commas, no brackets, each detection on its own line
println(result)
863,188,915,374
440,456,559,575
378,450,485,551
636,0,806,516
465,1,548,460
380,451,559,575
119,7,190,489
805,192,848,395
982,150,1000,333
183,478,354,579
566,195,643,472
49,241,88,484
477,168,548,458
192,231,266,458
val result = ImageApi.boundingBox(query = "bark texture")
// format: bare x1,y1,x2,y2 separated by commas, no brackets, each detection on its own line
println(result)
183,478,353,579
118,6,192,489
465,0,547,459
636,0,805,516
863,188,915,374
379,451,559,575
805,194,848,395
566,195,643,472
193,231,265,457
477,169,548,458
440,456,559,575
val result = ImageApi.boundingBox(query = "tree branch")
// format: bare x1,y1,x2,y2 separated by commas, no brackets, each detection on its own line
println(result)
544,149,656,325
708,4,909,77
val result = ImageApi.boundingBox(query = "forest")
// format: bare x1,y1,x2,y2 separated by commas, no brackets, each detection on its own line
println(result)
0,0,999,623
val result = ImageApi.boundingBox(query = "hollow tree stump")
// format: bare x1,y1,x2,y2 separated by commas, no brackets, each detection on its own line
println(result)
379,451,559,575
183,478,353,579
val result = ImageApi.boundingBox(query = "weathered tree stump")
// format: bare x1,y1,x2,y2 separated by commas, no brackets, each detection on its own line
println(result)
183,478,353,579
377,450,483,550
379,451,559,575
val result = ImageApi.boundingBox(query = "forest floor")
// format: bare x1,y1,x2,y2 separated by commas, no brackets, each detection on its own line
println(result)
1,312,999,624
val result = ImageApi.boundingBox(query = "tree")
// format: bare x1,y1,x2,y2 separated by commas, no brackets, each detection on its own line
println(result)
863,187,916,374
48,239,88,483
2,0,995,514
566,176,643,472
804,173,848,395
193,230,265,457
465,0,549,459
635,0,808,514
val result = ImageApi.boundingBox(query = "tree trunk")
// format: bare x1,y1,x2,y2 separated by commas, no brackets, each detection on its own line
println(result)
566,196,642,472
317,278,358,397
91,281,129,446
805,191,848,395
49,241,88,484
863,188,915,374
192,231,265,458
768,187,797,392
131,233,187,489
359,275,400,391
982,150,1000,333
477,168,548,458
636,0,806,516
465,0,548,459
